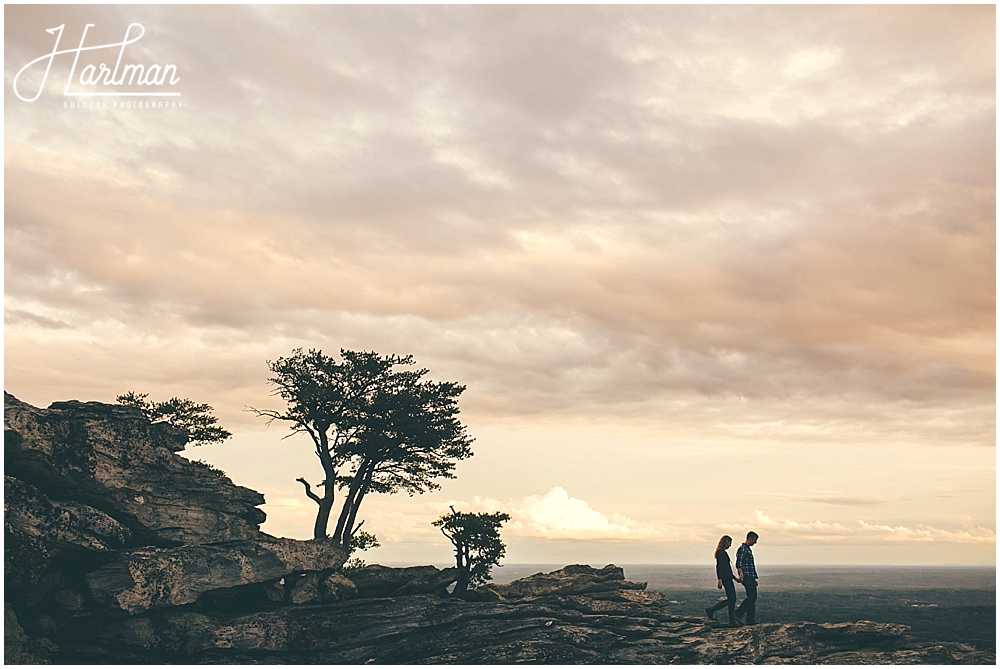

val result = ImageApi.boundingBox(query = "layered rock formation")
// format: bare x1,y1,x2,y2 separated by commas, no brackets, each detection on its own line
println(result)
85,536,351,614
5,393,265,546
4,392,993,664
4,393,347,662
21,563,992,664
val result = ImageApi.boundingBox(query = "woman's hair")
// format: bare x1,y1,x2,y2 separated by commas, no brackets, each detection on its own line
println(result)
714,535,732,555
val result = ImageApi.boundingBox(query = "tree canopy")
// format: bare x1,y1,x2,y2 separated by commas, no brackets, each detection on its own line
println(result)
251,348,474,549
117,392,231,446
433,506,510,596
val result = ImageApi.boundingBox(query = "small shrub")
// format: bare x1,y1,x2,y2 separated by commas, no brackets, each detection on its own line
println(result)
189,459,228,479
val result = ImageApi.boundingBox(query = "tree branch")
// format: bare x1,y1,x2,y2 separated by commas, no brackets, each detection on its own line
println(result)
296,477,322,505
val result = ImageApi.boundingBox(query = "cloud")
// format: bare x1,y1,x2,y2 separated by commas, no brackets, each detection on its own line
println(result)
717,510,997,546
442,488,663,542
511,488,662,541
763,491,887,508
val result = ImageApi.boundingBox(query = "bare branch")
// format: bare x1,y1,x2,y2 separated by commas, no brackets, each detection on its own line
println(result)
296,477,322,505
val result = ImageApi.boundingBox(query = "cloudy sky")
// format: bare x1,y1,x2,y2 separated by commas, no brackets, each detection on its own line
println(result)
5,5,995,566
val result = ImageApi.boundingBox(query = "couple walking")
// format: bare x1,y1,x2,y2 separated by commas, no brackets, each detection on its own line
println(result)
706,531,759,626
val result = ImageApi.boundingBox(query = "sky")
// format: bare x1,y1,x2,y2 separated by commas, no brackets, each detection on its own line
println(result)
4,5,995,567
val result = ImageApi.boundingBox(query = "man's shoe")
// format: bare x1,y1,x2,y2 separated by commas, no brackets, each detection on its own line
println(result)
705,607,716,621
728,619,742,627
734,611,745,624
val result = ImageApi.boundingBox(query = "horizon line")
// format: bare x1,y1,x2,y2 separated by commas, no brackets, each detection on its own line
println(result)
385,561,997,568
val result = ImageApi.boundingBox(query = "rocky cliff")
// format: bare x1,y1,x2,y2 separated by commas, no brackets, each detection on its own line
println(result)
4,393,347,663
5,393,265,547
4,393,992,664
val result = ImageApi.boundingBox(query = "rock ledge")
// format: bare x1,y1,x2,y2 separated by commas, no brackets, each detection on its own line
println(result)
4,393,992,664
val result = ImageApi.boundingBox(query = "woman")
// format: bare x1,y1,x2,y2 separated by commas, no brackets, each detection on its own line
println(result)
706,535,742,625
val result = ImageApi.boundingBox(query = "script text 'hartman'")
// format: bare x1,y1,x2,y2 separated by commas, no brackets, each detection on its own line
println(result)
14,23,181,102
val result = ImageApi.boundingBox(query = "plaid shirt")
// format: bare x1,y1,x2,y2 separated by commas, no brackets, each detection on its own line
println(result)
735,543,758,580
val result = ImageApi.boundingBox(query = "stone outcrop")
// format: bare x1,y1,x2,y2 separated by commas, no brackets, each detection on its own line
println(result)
481,563,648,600
4,475,132,589
4,392,265,547
4,475,132,553
693,620,992,665
4,393,348,664
5,603,54,665
347,564,460,598
4,392,993,665
29,564,993,664
85,537,347,614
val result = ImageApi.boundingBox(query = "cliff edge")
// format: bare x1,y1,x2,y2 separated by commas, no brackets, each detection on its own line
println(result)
4,393,992,664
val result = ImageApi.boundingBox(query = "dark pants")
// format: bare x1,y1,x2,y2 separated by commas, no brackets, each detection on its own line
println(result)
707,578,737,622
736,579,757,624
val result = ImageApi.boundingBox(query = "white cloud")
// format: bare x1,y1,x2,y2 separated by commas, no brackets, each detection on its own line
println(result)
432,488,667,542
508,487,662,541
854,520,996,545
717,510,997,546
761,490,887,508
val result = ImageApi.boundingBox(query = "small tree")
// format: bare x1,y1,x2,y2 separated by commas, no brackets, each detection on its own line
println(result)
117,392,232,445
433,506,510,596
343,530,381,571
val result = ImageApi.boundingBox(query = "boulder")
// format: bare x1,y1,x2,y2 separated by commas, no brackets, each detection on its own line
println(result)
4,603,53,664
288,572,323,605
346,565,458,598
233,570,360,607
322,572,359,601
4,393,266,546
5,475,131,552
5,476,131,591
85,537,347,614
483,563,647,601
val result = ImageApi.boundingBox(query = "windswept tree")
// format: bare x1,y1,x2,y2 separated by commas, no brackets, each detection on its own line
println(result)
250,348,474,549
331,373,474,550
433,506,510,596
117,392,232,446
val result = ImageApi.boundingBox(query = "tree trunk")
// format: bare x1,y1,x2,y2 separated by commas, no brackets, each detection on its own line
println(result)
333,458,371,546
313,495,333,540
340,461,375,551
312,431,337,539
453,542,469,596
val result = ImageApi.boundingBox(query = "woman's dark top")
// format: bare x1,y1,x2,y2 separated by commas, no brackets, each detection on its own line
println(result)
715,549,735,581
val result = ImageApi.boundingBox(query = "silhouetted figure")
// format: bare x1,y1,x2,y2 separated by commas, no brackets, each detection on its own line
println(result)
734,531,759,624
705,535,741,625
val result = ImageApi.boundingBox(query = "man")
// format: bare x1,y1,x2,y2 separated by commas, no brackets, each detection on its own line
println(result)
734,531,759,624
